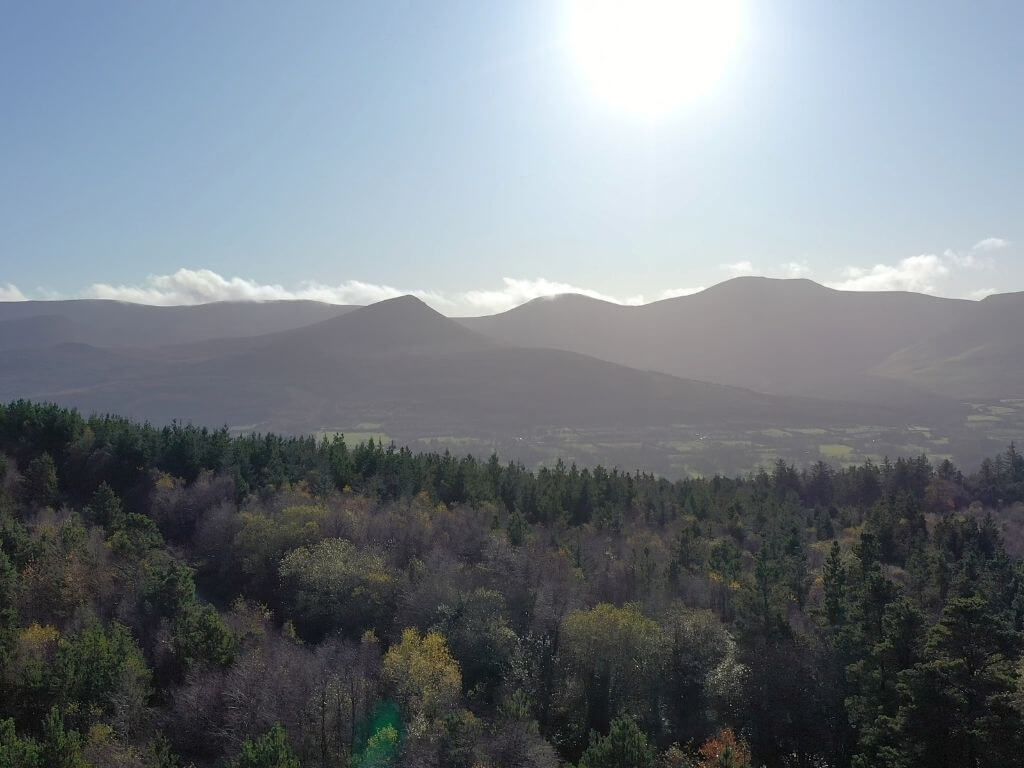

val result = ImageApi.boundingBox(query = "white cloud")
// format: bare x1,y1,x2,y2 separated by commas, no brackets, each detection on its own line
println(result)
973,237,1010,251
461,277,647,314
943,248,981,269
721,260,755,277
31,238,1011,314
943,244,999,269
780,261,811,278
827,254,949,293
828,235,1013,296
968,287,998,300
76,268,678,316
0,283,27,301
85,268,450,308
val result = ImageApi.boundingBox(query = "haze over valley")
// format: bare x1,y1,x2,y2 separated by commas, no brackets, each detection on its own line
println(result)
2,277,1020,475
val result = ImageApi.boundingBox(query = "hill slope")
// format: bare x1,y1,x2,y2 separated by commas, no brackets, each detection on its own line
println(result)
459,277,1008,404
872,291,1024,398
0,299,357,349
0,295,905,437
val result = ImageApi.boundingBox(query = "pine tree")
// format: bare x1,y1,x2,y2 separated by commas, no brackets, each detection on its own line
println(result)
897,595,1023,767
578,717,654,768
230,725,300,768
823,541,846,628
86,482,123,528
38,709,86,768
847,598,925,768
23,453,58,508
0,551,15,672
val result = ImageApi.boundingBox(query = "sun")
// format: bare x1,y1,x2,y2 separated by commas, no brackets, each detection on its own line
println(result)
564,0,744,121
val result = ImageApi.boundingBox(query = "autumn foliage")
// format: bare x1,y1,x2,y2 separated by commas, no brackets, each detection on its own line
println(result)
697,728,751,768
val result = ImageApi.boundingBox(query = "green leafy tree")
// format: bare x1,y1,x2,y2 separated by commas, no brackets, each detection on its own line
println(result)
229,724,299,768
86,482,123,528
106,511,163,562
279,538,397,642
668,516,707,584
0,718,40,768
662,607,734,745
0,622,152,742
562,603,663,743
736,549,792,640
171,602,238,671
4,623,60,727
229,505,326,603
353,724,399,768
822,540,846,628
139,552,236,677
0,551,16,674
38,708,87,768
578,717,654,768
842,533,899,660
436,588,517,704
506,508,527,547
16,515,96,627
897,595,1023,767
23,453,59,508
140,552,198,623
847,598,925,768
708,539,742,583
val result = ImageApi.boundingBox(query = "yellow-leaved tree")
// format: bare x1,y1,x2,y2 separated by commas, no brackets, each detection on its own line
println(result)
382,628,461,725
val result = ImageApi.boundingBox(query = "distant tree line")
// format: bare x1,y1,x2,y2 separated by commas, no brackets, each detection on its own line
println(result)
1,399,1023,767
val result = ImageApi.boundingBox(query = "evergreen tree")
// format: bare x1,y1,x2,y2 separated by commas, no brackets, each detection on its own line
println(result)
229,725,300,768
822,541,846,628
847,598,925,768
85,482,123,528
0,551,15,674
897,595,1023,767
38,708,86,768
0,718,40,768
578,717,654,768
23,453,58,508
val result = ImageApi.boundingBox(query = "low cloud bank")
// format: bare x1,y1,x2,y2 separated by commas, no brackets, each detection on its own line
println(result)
0,283,27,301
826,237,1007,294
1,237,1012,312
77,270,687,315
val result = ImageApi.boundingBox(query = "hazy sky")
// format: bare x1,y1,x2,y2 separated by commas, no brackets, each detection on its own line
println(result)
2,1,1021,313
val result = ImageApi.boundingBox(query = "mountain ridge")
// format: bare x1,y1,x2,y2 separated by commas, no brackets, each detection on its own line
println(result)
458,277,999,401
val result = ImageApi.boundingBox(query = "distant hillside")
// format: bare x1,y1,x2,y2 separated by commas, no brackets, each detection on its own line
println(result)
459,277,1019,404
0,299,356,349
0,295,906,439
0,314,77,350
8,281,1020,406
3,284,1019,473
872,291,1024,398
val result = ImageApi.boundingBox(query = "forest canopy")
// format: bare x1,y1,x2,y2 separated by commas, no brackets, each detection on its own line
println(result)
1,400,1023,767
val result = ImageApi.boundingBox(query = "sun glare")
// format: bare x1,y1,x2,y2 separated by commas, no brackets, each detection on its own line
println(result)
564,0,744,121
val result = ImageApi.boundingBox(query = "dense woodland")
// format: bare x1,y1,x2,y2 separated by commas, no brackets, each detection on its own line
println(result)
1,400,1024,767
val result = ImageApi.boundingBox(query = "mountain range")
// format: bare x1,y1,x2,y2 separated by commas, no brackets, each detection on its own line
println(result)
459,277,1023,403
1,278,1020,473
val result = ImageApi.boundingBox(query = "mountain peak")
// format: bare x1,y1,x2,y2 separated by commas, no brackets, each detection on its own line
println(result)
704,276,829,294
517,292,617,310
346,294,448,322
283,293,497,357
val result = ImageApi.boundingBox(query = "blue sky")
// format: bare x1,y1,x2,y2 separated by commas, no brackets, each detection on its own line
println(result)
1,1,1021,313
